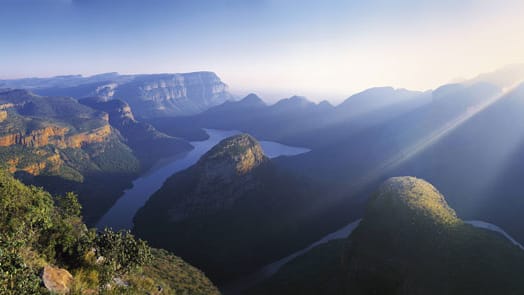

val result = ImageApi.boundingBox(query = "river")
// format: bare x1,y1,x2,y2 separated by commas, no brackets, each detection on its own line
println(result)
222,218,524,294
221,219,362,294
96,129,310,230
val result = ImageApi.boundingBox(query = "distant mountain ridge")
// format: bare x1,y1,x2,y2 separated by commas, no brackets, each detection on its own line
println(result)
0,71,235,118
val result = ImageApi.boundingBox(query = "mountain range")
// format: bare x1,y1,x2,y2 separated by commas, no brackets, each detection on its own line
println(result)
4,66,524,293
1,71,235,118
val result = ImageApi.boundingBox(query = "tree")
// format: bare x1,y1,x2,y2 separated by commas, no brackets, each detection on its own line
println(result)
0,234,43,295
94,228,152,288
55,192,82,218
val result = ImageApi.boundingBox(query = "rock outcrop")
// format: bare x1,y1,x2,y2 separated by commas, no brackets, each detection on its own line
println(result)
42,265,73,294
0,110,7,122
198,133,267,177
112,72,234,117
0,124,111,149
79,96,193,169
164,134,268,221
0,89,138,183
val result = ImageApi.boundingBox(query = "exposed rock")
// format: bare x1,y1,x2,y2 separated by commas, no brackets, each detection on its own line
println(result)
41,265,73,294
79,96,193,168
160,134,268,221
80,97,137,127
66,124,112,148
0,126,68,148
113,72,234,117
0,124,111,149
199,133,267,177
113,277,129,287
3,72,235,118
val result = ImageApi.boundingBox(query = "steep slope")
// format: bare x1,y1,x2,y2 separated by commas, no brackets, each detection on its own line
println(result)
0,89,140,224
111,72,234,117
250,177,524,295
134,134,344,284
5,71,235,118
79,97,192,169
0,168,220,295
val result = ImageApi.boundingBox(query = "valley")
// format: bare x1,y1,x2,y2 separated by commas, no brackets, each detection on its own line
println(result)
5,1,524,294
97,129,310,230
3,67,524,294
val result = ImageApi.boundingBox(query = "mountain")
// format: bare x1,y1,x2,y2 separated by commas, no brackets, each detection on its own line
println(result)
466,63,524,89
336,86,426,118
0,72,121,89
133,134,350,284
0,89,144,223
1,72,235,118
107,72,234,118
277,82,501,187
250,177,524,295
147,87,430,149
0,168,220,294
391,82,524,244
79,96,192,169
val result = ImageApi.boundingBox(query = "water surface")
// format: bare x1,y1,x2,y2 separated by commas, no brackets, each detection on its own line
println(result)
97,129,310,230
222,219,362,294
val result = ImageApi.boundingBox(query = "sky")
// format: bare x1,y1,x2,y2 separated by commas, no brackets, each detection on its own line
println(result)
1,0,524,103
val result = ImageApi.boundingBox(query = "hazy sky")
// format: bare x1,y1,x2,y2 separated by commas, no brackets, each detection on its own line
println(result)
1,0,524,102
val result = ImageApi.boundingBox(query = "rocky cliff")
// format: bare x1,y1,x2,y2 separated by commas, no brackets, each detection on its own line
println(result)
0,89,142,224
5,71,235,118
79,96,193,169
0,124,111,149
111,72,234,117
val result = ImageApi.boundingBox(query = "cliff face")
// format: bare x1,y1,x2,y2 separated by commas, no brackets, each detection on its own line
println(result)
0,89,136,180
66,124,111,148
8,71,235,118
112,72,234,117
79,97,193,170
0,124,111,149
80,97,136,127
0,110,7,122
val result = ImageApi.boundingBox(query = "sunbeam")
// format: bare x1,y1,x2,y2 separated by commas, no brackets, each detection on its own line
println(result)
353,80,524,189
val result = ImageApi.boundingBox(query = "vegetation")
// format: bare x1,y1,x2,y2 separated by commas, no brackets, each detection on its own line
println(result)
134,134,356,284
249,177,524,295
79,97,193,171
0,90,145,225
0,169,220,294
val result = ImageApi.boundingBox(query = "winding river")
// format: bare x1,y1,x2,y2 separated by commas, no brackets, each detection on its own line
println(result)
96,128,524,294
96,129,310,231
222,218,524,294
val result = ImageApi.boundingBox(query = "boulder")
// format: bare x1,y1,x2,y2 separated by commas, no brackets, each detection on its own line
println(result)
42,265,73,294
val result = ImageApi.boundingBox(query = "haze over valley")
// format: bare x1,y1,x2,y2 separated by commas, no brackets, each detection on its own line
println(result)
2,1,524,294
